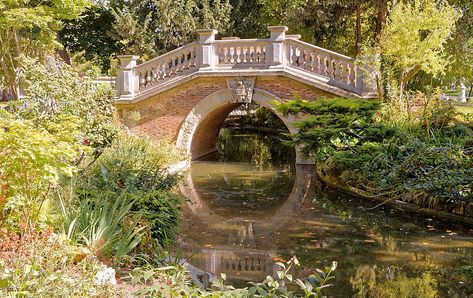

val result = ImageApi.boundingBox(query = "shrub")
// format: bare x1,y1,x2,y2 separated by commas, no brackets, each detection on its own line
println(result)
277,96,473,210
77,133,184,246
62,192,145,263
0,110,81,230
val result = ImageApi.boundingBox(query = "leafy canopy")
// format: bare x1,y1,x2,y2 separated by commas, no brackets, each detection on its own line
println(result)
381,0,458,82
0,0,90,98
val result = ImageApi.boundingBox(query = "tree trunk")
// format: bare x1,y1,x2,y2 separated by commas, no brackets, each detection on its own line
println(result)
56,32,71,65
355,0,362,55
374,0,388,45
1,89,8,101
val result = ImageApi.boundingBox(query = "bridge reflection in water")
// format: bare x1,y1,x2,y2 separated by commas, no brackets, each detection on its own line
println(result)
177,159,473,295
178,163,316,285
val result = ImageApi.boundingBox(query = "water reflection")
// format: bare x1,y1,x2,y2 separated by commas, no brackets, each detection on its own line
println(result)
177,132,473,296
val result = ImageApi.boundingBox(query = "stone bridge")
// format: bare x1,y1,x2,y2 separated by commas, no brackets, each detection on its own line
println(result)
115,26,376,163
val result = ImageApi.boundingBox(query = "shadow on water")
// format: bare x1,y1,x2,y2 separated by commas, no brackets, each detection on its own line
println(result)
177,129,473,296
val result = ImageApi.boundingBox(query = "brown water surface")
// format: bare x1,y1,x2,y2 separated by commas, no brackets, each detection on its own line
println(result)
177,132,473,296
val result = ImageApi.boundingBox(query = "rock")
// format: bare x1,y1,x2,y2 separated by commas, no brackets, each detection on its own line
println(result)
94,266,117,286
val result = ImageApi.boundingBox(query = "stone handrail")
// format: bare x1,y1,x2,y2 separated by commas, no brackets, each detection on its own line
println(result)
285,39,361,93
214,39,271,66
115,26,375,101
135,42,199,93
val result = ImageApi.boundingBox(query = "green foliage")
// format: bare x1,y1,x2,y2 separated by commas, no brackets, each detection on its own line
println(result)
218,130,295,166
0,110,80,229
238,104,289,131
130,256,336,297
62,192,145,262
380,0,458,99
77,133,184,245
444,0,473,84
80,133,182,192
276,97,388,159
16,57,118,159
0,0,90,98
351,265,437,298
113,0,231,56
60,5,121,73
248,257,337,298
278,96,472,212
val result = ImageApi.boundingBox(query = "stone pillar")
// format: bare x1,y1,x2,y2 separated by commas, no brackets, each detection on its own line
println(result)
116,55,140,100
268,26,288,67
196,29,218,69
356,53,378,97
459,78,467,102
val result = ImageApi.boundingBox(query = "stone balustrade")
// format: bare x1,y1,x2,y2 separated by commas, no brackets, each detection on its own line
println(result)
215,39,270,66
116,26,376,101
135,42,199,93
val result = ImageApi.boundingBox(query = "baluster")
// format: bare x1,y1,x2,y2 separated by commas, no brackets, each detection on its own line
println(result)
234,47,239,63
148,69,153,85
172,57,178,74
166,59,172,76
262,46,266,63
244,47,250,63
232,47,239,63
308,51,316,71
354,66,360,89
303,49,311,70
255,46,261,63
153,66,159,82
341,62,349,84
182,52,189,70
334,60,341,80
319,53,327,76
314,52,321,73
139,72,146,89
291,46,298,66
249,47,255,63
219,47,225,64
227,47,232,63
326,57,334,78
237,47,243,63
226,47,231,64
348,64,355,86
176,55,182,72
190,47,196,67
159,62,166,80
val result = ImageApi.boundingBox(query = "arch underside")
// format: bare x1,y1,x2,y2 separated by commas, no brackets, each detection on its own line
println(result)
176,88,314,164
191,102,240,159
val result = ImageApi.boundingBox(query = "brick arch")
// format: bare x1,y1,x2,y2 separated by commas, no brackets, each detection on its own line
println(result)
176,88,313,164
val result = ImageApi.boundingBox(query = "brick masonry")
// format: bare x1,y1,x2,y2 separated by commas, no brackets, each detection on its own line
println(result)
116,75,332,158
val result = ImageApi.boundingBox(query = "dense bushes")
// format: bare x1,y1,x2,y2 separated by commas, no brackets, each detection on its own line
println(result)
0,58,186,296
278,96,473,214
77,134,183,246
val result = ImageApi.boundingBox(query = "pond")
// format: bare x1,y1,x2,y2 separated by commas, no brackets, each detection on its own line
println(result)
177,128,473,296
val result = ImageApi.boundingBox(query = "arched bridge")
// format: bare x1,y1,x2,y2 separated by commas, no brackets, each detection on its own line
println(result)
115,26,376,164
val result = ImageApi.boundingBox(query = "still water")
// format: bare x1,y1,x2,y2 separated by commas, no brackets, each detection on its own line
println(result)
177,130,473,296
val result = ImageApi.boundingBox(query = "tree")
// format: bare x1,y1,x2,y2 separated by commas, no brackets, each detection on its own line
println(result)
227,0,266,38
380,0,458,99
60,5,121,73
444,0,473,94
110,0,232,60
0,0,90,99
